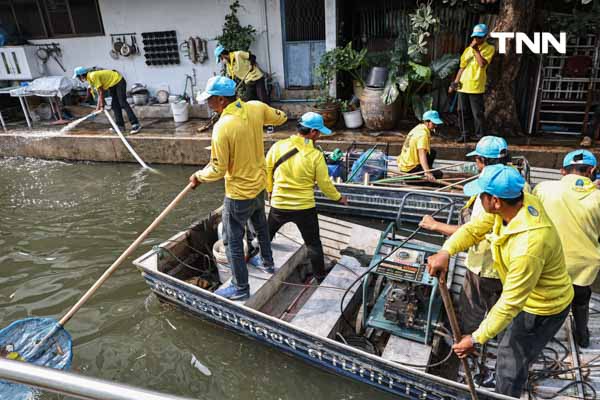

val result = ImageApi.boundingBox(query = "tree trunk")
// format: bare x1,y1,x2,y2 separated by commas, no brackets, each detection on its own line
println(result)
485,0,536,136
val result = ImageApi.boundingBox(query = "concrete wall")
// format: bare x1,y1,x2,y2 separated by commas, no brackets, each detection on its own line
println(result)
29,0,285,96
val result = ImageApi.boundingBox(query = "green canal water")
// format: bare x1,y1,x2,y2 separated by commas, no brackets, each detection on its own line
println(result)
0,158,396,400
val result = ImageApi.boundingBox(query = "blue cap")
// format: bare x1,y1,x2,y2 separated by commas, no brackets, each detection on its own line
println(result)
299,112,332,135
464,164,525,198
422,110,443,125
466,136,508,158
471,23,489,38
214,45,226,64
73,66,89,79
197,76,236,103
563,149,597,168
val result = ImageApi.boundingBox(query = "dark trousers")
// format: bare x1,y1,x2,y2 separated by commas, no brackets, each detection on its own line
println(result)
495,305,570,397
406,149,443,180
458,269,503,334
222,191,274,290
572,284,592,343
246,77,269,104
267,207,325,279
108,78,139,128
459,92,485,138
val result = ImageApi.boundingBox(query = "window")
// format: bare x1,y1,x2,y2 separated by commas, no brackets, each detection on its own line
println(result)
0,0,104,39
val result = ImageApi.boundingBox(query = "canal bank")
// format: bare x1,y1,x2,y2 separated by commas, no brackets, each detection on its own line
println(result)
0,115,589,169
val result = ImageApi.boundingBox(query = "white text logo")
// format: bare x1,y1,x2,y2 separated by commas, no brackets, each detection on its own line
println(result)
490,32,566,54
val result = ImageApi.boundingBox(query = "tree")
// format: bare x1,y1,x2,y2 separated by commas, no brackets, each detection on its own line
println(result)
484,0,536,136
215,0,256,52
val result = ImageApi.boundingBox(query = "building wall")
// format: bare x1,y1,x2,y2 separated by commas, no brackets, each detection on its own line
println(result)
30,0,285,97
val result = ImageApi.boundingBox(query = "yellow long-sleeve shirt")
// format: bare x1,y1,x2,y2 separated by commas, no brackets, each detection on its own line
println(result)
266,135,342,210
461,195,498,279
87,70,122,91
443,193,573,344
534,174,600,287
195,100,287,199
226,51,264,83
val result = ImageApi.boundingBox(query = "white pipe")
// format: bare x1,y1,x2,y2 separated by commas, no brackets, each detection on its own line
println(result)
103,109,151,170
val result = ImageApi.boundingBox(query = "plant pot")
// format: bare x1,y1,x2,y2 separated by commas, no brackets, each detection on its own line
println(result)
313,103,340,129
353,80,364,99
360,86,397,130
342,109,363,129
366,67,388,88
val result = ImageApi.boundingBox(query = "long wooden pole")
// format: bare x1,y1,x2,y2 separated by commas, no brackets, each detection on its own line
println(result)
438,275,479,400
434,175,479,192
59,183,194,326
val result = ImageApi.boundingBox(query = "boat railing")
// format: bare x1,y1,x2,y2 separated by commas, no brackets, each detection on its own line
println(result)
0,358,199,400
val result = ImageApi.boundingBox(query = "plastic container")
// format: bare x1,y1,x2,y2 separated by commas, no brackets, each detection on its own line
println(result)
132,93,148,105
212,239,249,283
171,100,189,123
342,109,363,129
366,67,388,88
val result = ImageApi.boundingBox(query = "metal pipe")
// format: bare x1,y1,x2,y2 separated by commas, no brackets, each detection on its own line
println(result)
0,359,199,400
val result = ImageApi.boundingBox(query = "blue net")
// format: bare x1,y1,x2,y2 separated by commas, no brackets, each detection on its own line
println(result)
0,317,73,399
349,150,387,182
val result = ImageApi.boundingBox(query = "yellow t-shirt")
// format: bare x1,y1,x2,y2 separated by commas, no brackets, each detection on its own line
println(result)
534,174,600,287
266,135,342,210
195,100,287,200
458,42,495,94
87,70,122,91
226,51,264,83
397,124,431,172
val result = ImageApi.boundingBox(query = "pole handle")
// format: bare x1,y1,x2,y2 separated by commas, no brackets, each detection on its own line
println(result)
59,183,194,326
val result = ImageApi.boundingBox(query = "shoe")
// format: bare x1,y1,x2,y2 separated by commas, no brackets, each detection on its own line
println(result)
215,284,249,301
130,124,142,134
581,136,593,147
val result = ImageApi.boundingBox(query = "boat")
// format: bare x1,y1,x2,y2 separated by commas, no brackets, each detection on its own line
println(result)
133,208,591,400
316,151,561,223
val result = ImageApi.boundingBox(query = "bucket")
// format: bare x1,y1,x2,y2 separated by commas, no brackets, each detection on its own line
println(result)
171,100,189,123
342,109,363,129
366,67,389,88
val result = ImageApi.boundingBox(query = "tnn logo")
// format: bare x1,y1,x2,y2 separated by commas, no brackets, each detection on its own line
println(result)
490,32,566,54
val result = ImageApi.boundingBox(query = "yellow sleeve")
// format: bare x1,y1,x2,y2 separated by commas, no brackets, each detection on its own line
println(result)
459,48,469,69
481,44,495,64
416,132,430,151
442,212,495,255
315,153,342,201
473,254,543,343
261,104,288,127
195,126,229,182
265,145,276,193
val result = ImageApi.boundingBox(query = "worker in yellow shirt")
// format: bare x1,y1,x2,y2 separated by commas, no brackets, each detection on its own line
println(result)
534,150,600,348
419,136,509,335
73,66,141,134
449,24,495,143
427,164,574,398
397,110,444,182
266,112,348,282
190,76,287,300
215,45,269,104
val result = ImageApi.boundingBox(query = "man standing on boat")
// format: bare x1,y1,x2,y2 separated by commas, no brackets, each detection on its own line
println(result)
534,150,600,348
397,110,444,182
427,165,574,398
190,76,287,300
265,112,348,283
419,136,508,335
449,23,495,143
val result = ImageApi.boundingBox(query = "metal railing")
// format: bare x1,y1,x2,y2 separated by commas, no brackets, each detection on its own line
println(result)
0,358,199,400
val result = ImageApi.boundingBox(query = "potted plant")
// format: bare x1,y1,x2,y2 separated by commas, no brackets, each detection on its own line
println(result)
340,100,363,129
313,95,340,129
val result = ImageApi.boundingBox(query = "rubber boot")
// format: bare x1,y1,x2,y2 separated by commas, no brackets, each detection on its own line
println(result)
573,304,590,348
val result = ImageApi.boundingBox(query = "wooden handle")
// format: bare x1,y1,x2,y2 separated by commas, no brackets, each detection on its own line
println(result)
439,275,479,400
59,183,194,326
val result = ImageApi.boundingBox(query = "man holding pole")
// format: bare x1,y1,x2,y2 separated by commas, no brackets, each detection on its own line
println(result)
189,76,287,300
427,164,573,397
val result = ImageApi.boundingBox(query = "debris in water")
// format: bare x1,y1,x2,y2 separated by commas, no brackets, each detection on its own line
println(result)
9,292,15,299
191,354,212,376
166,319,177,330
135,353,147,360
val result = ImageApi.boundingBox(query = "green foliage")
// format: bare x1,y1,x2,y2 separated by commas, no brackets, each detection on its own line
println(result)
340,100,358,113
430,54,460,80
314,95,339,108
545,1,600,35
412,93,433,121
315,42,368,95
407,2,439,63
215,1,256,52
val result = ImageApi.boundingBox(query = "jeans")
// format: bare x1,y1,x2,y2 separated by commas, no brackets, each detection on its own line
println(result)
267,207,325,279
458,269,503,334
108,78,139,128
495,305,570,397
244,77,270,104
459,92,485,138
222,191,274,290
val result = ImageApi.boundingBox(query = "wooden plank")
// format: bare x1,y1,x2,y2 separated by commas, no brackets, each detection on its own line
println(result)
291,256,363,338
381,334,432,372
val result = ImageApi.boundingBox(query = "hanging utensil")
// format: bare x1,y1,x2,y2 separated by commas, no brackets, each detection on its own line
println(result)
131,35,138,55
113,36,124,53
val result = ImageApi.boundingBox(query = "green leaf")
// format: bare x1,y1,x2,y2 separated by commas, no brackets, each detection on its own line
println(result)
382,80,400,105
408,61,431,81
430,54,460,80
412,93,433,120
